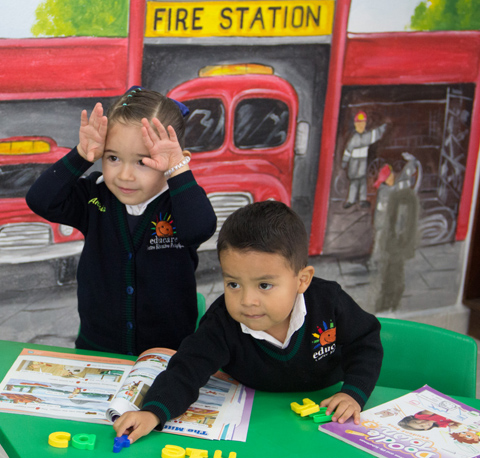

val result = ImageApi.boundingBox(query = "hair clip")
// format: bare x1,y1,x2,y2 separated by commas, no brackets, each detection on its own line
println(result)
122,103,128,106
170,98,190,117
126,85,144,93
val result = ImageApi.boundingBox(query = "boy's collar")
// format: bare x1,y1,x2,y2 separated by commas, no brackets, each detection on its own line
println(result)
96,175,168,215
240,293,306,349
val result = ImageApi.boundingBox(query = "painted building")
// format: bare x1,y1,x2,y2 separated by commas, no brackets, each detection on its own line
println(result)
1,0,479,340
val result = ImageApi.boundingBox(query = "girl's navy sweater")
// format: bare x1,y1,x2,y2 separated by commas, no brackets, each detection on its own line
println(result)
26,148,217,355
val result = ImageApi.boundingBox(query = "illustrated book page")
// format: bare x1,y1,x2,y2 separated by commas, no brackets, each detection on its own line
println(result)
320,385,480,458
0,347,254,441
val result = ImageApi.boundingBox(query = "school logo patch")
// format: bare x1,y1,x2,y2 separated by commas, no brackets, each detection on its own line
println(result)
147,212,184,251
152,213,175,237
312,319,336,361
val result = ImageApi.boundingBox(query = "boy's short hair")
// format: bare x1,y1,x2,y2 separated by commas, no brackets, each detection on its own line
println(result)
217,201,309,273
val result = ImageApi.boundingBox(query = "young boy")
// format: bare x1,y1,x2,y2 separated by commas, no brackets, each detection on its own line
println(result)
114,201,383,443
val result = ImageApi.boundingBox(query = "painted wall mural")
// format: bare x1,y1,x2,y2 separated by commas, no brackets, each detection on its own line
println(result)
324,84,473,256
322,83,474,312
1,0,480,347
141,44,330,247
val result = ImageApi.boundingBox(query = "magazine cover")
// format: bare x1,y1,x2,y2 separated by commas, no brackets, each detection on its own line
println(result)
320,385,480,458
0,348,253,441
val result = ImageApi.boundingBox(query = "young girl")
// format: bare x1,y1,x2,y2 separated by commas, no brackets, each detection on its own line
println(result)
398,410,462,431
26,88,217,356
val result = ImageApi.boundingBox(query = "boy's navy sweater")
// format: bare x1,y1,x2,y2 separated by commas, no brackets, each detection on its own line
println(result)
26,148,216,356
141,277,383,428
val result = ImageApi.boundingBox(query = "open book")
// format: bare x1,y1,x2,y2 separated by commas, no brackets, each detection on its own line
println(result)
319,385,480,458
0,348,253,441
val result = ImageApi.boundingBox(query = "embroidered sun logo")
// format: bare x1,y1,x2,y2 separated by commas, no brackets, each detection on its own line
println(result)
152,213,176,237
312,320,336,349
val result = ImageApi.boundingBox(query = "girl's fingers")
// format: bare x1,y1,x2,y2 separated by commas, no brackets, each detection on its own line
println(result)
141,157,156,169
142,118,177,145
98,116,108,139
80,110,88,128
141,124,155,150
141,118,157,144
166,125,177,143
90,103,104,131
151,118,169,140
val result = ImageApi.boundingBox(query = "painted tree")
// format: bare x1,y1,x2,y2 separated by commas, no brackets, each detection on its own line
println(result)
411,0,480,31
31,0,129,37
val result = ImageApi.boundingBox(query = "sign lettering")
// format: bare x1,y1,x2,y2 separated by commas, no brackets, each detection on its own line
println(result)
145,1,334,38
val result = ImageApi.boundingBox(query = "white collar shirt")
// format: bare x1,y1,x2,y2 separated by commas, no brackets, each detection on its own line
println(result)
96,175,168,215
240,293,306,349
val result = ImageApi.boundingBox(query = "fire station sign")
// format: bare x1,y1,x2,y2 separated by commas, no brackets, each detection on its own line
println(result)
145,1,335,38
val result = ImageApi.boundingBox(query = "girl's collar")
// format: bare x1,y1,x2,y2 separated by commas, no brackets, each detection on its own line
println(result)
96,175,169,215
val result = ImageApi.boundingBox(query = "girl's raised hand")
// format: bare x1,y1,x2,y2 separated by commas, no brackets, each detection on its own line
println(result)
78,102,108,163
140,118,186,174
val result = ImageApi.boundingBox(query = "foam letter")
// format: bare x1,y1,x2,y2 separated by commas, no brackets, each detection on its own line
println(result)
48,431,71,448
162,444,186,458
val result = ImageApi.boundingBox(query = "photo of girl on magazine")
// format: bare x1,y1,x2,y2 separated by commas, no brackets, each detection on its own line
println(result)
320,386,480,458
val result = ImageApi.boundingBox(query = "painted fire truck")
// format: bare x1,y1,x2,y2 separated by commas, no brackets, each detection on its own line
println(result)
167,63,309,249
0,137,84,264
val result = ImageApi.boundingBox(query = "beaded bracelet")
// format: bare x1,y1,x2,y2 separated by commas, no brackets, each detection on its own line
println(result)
164,155,191,177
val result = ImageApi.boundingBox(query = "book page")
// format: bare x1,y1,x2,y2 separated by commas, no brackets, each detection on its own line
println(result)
0,348,133,423
106,347,253,441
0,347,254,441
320,385,480,458
106,347,174,422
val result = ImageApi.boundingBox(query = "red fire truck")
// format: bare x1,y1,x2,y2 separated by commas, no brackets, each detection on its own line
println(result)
0,137,84,265
167,63,309,248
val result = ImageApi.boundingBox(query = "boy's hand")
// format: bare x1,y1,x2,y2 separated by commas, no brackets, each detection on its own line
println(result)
141,118,187,176
320,392,361,425
113,411,160,444
78,102,108,163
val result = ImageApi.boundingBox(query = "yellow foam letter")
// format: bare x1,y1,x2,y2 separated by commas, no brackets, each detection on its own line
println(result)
290,398,320,416
162,444,186,458
48,431,71,448
186,448,209,458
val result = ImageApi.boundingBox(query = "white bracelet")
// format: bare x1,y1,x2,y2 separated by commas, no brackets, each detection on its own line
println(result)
164,155,191,177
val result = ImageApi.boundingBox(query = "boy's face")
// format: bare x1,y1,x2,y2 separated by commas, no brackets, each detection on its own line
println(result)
219,248,314,343
102,122,167,205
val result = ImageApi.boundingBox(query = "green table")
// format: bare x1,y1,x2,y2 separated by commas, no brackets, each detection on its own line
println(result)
1,340,479,457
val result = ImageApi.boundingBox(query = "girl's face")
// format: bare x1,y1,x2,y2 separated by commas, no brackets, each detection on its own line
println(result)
102,122,167,205
407,418,435,430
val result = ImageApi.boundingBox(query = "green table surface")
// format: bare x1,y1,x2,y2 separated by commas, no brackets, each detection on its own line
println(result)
1,339,479,457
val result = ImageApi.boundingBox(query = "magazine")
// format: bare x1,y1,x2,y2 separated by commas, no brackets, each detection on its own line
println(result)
319,385,480,458
0,348,254,441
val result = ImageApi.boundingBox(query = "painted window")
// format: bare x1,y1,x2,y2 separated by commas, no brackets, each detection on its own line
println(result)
184,99,226,153
234,99,289,149
0,164,48,198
